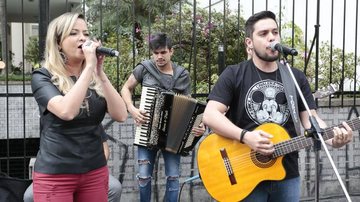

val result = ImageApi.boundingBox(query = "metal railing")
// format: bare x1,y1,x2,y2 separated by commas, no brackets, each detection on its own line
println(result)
1,0,359,201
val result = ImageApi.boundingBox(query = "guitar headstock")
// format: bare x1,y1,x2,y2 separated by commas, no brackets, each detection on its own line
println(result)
313,84,337,99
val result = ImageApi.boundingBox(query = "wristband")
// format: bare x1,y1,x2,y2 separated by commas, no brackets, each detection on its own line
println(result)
240,129,248,144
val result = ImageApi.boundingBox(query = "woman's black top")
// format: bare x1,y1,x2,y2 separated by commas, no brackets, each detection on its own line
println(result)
31,67,107,174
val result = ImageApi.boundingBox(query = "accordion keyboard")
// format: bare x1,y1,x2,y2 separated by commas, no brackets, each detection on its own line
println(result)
134,86,157,147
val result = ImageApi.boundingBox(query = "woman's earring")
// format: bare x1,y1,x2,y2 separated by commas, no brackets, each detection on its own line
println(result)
60,51,68,64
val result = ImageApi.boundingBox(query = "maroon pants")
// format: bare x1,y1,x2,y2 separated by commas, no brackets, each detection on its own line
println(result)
33,166,109,202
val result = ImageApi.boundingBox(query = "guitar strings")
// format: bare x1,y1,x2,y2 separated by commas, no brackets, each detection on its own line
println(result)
200,118,360,172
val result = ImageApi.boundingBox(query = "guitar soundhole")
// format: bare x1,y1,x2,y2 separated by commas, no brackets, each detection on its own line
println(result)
251,151,276,168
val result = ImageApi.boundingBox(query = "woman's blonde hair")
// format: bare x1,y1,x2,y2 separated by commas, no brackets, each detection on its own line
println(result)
43,12,104,97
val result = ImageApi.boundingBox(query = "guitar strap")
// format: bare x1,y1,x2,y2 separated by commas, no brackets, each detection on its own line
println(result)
277,61,301,136
139,59,185,90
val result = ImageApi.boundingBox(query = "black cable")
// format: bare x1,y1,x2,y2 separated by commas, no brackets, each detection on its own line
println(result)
102,119,128,184
177,181,187,202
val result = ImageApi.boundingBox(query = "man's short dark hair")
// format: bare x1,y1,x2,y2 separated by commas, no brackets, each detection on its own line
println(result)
245,11,277,38
149,33,172,50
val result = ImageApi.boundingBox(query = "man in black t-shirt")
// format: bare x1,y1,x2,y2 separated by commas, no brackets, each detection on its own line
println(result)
202,10,353,202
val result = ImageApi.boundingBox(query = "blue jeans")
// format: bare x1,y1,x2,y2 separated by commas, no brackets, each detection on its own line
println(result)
242,176,300,202
137,146,180,202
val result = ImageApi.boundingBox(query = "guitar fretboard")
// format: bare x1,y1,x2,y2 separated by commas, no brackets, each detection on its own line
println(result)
272,117,360,158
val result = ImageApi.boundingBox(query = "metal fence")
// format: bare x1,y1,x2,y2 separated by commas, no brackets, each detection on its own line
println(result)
1,0,360,201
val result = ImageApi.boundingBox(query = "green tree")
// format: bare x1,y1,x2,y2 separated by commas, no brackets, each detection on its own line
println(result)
317,41,359,91
102,32,147,92
281,22,360,91
24,36,40,70
97,2,247,96
134,4,247,94
85,0,182,39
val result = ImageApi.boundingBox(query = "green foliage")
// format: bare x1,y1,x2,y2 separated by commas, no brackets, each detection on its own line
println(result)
98,2,248,95
131,4,247,94
0,74,32,82
281,22,360,91
24,36,40,69
317,41,359,90
102,33,147,92
85,0,181,39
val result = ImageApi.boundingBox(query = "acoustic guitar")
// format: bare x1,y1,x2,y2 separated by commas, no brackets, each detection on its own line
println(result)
197,85,342,201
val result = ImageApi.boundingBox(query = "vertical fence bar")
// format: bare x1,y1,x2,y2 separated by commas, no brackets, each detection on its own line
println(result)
99,0,103,41
291,0,295,66
314,1,321,200
207,0,212,93
278,0,282,34
223,0,226,66
115,0,121,92
329,0,334,107
353,0,359,105
82,0,85,14
5,0,9,175
131,0,136,69
192,0,197,94
266,0,268,10
21,0,27,178
163,0,166,31
341,0,346,107
236,0,240,63
187,0,194,84
0,0,7,68
251,0,254,15
218,0,225,75
147,0,152,57
304,1,311,196
178,0,183,65
38,0,49,61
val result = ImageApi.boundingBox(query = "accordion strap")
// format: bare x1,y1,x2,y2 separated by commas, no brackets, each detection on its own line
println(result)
139,60,185,90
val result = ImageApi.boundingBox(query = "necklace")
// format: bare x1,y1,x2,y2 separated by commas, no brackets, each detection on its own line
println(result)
81,90,92,116
254,66,278,82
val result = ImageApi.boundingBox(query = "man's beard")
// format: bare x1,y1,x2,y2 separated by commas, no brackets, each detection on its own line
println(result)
254,48,279,62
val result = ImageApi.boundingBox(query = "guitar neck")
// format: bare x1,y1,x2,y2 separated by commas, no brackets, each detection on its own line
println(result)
273,117,360,158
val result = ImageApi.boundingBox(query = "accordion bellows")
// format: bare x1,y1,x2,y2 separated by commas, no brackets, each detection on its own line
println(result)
134,86,205,156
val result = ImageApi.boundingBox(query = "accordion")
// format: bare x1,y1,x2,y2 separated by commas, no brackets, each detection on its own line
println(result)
134,86,206,156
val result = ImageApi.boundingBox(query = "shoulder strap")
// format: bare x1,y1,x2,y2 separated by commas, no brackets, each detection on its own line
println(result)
139,60,162,83
139,60,185,90
170,63,186,89
277,61,301,136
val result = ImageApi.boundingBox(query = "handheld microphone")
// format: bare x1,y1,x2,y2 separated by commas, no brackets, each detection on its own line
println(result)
270,41,298,56
96,47,119,57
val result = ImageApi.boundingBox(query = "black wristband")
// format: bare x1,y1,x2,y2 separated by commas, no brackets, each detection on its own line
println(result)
240,129,248,144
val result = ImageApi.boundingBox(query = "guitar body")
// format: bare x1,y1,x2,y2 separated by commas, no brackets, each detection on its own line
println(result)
197,123,291,202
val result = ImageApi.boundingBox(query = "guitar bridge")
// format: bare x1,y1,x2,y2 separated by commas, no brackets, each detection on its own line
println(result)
220,148,237,185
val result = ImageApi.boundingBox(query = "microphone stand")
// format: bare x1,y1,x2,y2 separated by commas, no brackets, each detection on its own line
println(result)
279,53,352,202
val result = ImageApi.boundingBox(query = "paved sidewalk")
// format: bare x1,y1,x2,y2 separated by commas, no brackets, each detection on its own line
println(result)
300,195,360,202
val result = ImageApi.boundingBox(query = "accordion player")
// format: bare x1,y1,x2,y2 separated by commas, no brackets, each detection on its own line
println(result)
134,86,206,156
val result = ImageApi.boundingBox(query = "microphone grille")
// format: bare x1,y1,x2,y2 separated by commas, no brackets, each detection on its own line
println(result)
270,41,280,49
